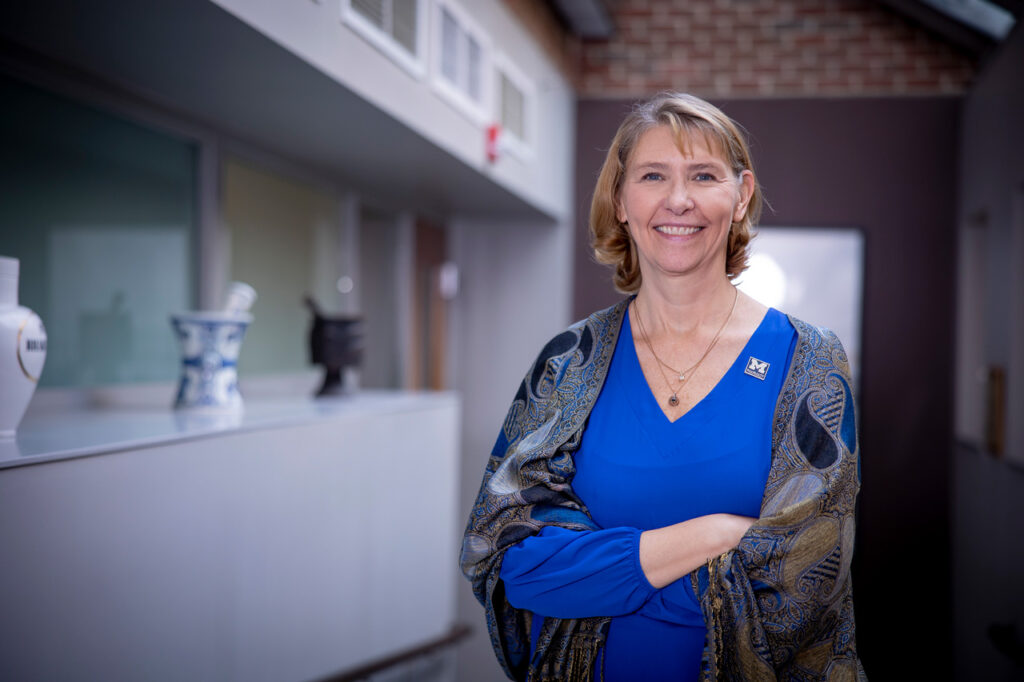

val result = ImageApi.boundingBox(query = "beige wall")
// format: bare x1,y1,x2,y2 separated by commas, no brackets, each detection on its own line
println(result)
222,157,343,375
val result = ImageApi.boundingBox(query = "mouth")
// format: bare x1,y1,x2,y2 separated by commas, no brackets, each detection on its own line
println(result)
655,225,703,236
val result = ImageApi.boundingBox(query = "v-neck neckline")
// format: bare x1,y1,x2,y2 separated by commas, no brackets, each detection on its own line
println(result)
617,308,775,455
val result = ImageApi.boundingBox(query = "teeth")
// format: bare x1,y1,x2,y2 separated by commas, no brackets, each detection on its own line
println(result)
656,225,702,235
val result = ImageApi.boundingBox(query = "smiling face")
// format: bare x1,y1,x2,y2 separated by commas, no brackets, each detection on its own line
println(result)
616,125,754,287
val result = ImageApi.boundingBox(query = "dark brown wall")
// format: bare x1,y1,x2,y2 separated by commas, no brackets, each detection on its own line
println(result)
952,24,1024,679
574,97,960,679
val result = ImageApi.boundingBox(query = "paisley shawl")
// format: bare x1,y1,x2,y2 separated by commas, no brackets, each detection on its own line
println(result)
460,299,865,681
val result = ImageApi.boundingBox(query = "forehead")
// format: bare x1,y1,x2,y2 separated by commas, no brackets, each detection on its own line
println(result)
629,124,729,166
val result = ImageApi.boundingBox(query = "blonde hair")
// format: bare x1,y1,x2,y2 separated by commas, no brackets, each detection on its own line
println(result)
589,92,763,292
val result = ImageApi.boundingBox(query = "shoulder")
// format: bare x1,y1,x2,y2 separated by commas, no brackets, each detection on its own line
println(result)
531,300,628,372
779,313,855,399
569,298,630,347
518,299,628,404
774,313,859,468
785,313,848,358
492,299,629,457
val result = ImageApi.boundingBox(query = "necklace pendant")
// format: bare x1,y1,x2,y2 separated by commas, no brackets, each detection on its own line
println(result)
668,394,679,407
678,373,685,381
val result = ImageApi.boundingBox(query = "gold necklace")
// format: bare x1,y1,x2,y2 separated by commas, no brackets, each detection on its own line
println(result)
633,287,739,408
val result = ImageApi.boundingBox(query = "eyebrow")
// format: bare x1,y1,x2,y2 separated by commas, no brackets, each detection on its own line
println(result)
686,162,727,172
632,161,728,173
634,162,670,172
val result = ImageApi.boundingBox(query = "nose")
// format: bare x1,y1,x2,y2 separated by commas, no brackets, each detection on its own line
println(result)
665,178,693,213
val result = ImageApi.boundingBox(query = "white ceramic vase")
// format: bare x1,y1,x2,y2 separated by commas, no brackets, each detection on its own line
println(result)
0,256,47,437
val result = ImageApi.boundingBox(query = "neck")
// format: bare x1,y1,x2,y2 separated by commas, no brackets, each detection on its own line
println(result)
634,271,737,337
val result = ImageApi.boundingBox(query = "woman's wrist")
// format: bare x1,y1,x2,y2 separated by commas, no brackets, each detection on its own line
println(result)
638,513,756,589
710,513,755,555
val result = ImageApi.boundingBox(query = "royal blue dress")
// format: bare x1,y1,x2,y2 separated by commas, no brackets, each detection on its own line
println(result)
500,307,797,680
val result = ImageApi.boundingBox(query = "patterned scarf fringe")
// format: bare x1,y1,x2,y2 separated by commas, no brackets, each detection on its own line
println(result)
531,625,606,682
702,553,727,680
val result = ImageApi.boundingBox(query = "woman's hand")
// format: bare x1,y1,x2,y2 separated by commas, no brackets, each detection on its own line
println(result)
638,513,757,589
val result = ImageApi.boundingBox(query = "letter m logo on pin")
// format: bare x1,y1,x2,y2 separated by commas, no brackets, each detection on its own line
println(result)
745,356,770,380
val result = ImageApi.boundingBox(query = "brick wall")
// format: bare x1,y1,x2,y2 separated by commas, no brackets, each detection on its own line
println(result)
576,0,977,98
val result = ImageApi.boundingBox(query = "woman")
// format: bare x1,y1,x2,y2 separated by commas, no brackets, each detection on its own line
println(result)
461,93,863,681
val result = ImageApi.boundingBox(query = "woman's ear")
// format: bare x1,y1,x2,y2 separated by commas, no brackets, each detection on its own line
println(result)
733,170,755,222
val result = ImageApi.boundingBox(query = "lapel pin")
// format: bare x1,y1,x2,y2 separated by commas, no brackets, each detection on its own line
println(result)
744,356,770,380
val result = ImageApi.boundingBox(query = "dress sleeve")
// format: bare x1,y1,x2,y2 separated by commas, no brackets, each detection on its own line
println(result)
500,525,658,619
636,575,706,626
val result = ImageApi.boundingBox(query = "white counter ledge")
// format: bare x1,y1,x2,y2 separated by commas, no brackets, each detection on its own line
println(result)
0,390,458,469
0,388,462,682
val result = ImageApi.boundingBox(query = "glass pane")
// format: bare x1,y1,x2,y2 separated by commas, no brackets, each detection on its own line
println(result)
222,158,343,376
501,73,525,141
440,7,459,85
352,0,385,29
0,74,196,388
735,227,864,389
466,36,481,102
392,0,419,54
